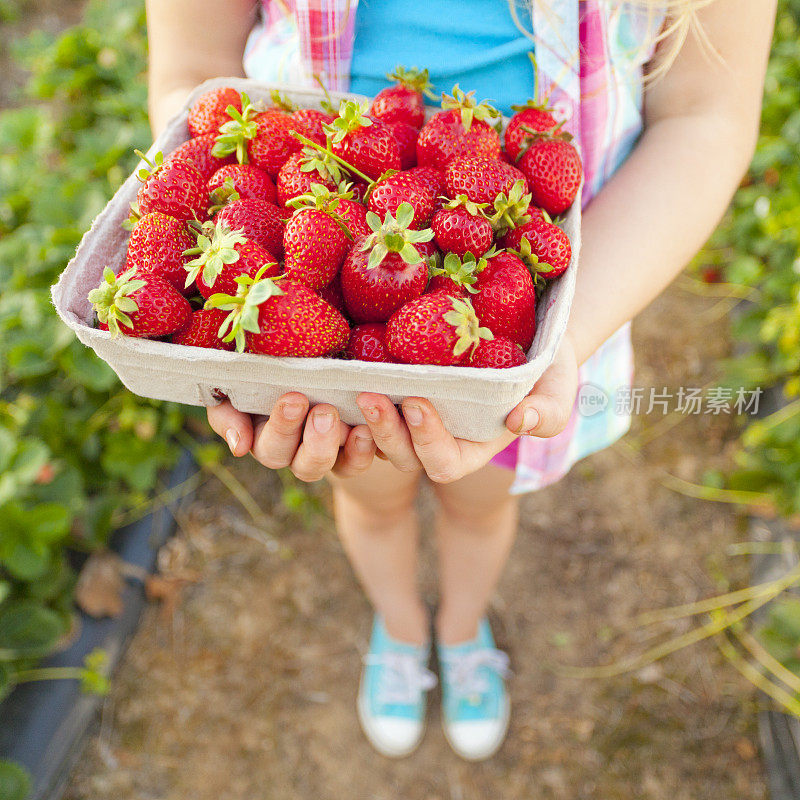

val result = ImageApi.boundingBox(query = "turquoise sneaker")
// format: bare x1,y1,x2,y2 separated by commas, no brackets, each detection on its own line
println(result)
357,616,436,757
437,618,511,761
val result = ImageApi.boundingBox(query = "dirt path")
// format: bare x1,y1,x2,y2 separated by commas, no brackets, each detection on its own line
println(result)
65,277,767,800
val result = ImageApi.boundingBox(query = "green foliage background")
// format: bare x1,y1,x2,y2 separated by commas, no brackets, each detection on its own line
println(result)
0,0,798,790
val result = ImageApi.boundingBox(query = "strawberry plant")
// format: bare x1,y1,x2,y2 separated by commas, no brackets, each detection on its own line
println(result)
707,0,800,517
0,0,203,735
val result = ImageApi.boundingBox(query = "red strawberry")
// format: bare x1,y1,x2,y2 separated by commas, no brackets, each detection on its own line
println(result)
518,132,582,216
213,93,300,177
444,156,529,206
172,308,235,350
88,267,191,338
468,336,527,368
208,164,277,205
319,273,347,315
166,135,235,181
386,294,492,366
427,251,486,295
188,87,242,137
341,202,434,323
345,323,394,362
499,214,571,279
135,150,207,222
291,107,336,145
505,105,558,162
214,198,284,257
387,121,419,169
124,212,195,292
326,100,400,181
405,166,447,198
368,172,435,230
184,219,280,298
284,187,354,291
334,192,371,237
207,268,350,357
431,197,493,258
417,86,501,169
276,149,342,208
369,66,432,129
471,251,537,350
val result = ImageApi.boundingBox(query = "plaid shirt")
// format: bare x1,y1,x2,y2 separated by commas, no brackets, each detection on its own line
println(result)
244,1,665,492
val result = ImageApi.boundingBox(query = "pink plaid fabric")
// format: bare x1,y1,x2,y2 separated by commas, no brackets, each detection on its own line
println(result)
244,1,665,493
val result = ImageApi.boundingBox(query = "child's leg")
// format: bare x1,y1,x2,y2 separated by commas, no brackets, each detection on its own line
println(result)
431,464,519,645
328,459,428,645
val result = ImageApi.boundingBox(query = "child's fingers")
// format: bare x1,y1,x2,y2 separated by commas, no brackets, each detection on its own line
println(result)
206,400,254,456
289,404,344,482
400,398,463,483
356,393,423,473
250,392,309,469
332,425,376,478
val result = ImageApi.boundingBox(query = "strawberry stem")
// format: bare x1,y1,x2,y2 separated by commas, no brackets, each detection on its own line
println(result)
289,130,374,187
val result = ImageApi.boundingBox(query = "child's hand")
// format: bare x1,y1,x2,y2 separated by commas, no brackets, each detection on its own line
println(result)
354,336,579,484
206,393,377,480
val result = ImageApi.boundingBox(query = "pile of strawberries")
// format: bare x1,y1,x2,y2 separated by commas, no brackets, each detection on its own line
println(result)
89,68,581,369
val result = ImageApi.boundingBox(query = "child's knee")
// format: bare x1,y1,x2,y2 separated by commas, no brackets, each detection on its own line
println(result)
331,476,418,527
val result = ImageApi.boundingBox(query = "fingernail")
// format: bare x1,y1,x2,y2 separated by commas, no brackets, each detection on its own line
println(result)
519,407,539,434
359,405,379,422
355,435,372,452
312,411,334,433
403,404,422,426
225,428,240,454
282,401,303,420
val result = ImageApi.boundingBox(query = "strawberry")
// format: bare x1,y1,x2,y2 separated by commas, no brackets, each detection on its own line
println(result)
444,156,529,206
517,131,582,216
291,107,336,145
214,198,284,257
276,149,342,208
341,203,434,323
319,273,347,315
206,267,350,357
468,336,527,368
135,150,207,222
208,164,277,206
431,198,494,258
499,214,571,280
124,212,195,292
470,251,537,350
505,104,558,162
284,186,354,291
213,93,300,177
332,189,371,236
325,100,400,181
368,172,435,230
405,166,447,198
172,308,236,350
427,251,487,295
386,294,492,366
166,135,235,181
387,121,419,170
487,178,534,237
184,219,280,298
370,66,432,129
188,87,242,137
89,267,191,338
417,86,501,169
345,323,394,362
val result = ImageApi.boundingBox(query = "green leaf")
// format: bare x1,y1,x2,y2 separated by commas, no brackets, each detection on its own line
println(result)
0,601,65,659
0,760,31,800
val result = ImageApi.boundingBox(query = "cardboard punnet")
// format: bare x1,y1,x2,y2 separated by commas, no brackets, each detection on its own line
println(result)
51,78,580,442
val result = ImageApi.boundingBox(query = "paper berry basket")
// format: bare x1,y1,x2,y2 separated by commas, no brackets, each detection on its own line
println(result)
51,77,580,442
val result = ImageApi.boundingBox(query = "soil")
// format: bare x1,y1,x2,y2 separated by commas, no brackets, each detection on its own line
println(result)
64,277,768,800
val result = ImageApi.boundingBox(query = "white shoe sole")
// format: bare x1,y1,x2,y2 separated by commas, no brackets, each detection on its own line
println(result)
441,692,511,762
357,674,426,758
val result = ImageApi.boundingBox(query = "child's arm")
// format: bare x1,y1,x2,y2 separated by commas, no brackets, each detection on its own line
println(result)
145,0,257,136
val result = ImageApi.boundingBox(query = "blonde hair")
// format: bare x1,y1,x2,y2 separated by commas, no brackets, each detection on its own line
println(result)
509,1,717,79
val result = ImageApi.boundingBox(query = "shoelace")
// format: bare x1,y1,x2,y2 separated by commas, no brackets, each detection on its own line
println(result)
364,651,437,705
443,648,510,701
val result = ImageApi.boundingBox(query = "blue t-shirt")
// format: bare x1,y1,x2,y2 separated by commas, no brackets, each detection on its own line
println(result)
349,0,535,117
